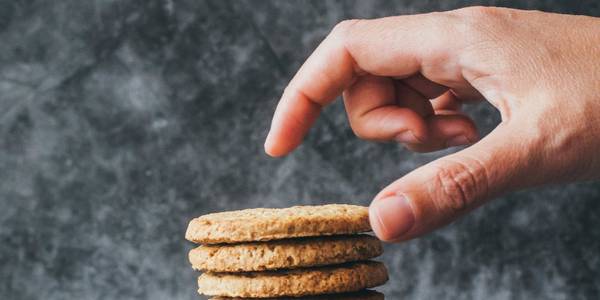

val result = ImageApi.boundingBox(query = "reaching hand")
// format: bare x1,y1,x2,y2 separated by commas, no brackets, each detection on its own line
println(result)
264,7,600,242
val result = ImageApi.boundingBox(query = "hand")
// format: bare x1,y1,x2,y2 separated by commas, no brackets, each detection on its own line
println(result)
264,7,600,241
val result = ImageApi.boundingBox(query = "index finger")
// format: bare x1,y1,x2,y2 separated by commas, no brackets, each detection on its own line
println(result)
264,20,360,157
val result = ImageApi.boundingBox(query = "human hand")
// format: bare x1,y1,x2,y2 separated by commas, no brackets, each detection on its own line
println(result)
264,7,600,241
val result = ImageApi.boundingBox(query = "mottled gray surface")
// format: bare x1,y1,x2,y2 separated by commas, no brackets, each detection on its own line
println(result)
1,1,599,299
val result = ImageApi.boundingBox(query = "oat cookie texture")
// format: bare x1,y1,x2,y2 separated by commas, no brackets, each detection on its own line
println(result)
185,204,371,244
197,261,389,298
189,234,383,272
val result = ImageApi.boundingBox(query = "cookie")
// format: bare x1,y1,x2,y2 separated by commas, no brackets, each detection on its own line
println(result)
186,204,370,244
209,290,384,299
197,261,388,298
189,235,383,272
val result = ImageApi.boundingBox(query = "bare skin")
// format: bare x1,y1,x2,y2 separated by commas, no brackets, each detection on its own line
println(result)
264,7,600,242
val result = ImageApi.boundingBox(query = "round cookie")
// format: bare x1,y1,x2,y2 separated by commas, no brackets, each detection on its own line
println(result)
189,235,383,272
197,261,388,298
209,290,384,299
185,204,370,244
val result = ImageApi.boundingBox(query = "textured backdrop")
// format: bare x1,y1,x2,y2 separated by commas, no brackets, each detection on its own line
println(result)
1,1,600,299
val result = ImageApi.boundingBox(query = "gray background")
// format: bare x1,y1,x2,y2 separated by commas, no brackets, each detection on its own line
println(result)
1,0,599,299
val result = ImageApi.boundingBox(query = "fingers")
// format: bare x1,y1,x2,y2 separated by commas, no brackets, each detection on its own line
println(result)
402,91,479,152
344,76,478,149
265,12,478,157
393,81,434,118
369,124,533,242
405,114,479,152
343,76,428,142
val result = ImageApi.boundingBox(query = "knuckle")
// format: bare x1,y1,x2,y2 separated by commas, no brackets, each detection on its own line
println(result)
450,7,513,67
431,157,489,213
347,114,380,141
282,84,295,96
331,19,362,42
349,121,370,140
421,11,458,38
427,11,457,29
454,6,504,38
282,84,304,103
457,6,503,20
332,19,360,33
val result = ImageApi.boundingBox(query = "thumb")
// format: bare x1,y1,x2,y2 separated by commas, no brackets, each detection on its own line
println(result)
369,123,539,242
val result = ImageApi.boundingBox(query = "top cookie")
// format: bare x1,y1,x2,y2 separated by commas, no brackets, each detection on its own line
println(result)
185,204,370,244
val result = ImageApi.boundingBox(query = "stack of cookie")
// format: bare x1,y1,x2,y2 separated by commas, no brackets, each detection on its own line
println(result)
185,204,388,299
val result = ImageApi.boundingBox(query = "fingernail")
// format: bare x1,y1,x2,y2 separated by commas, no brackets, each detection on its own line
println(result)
446,135,470,147
395,130,419,144
369,195,415,241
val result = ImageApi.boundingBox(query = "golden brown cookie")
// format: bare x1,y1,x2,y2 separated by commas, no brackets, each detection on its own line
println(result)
189,235,383,272
197,261,388,298
186,204,371,244
209,289,384,299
